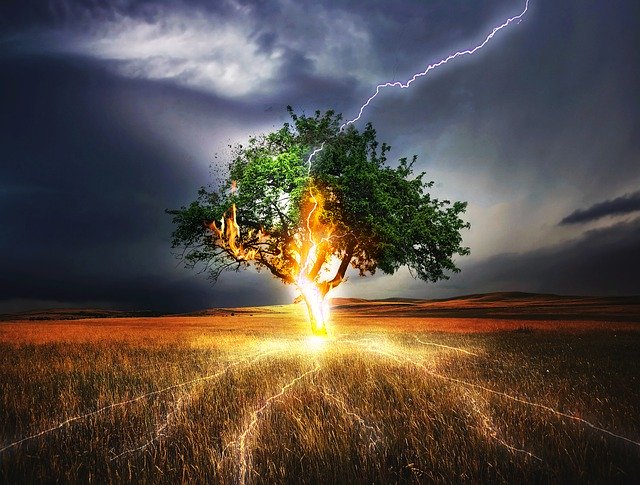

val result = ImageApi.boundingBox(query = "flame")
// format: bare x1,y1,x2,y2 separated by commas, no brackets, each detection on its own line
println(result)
209,187,339,336
209,204,267,261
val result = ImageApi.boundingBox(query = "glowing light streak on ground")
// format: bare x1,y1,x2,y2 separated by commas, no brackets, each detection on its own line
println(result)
110,394,187,461
305,0,530,170
464,391,542,461
414,335,480,356
337,336,386,347
234,362,322,484
318,387,382,449
357,338,640,448
3,332,639,480
0,349,277,454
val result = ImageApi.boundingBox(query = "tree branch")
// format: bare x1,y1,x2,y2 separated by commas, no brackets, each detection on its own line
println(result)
318,239,356,297
256,253,295,284
307,247,328,281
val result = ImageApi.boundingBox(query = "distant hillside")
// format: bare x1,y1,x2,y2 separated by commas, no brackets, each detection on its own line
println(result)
331,292,640,322
0,308,164,322
0,304,299,322
181,305,293,317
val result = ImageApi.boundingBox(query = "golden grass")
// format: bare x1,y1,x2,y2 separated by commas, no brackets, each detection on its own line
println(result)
1,304,639,483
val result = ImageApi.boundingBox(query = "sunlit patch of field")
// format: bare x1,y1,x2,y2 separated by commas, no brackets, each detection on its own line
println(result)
1,299,640,483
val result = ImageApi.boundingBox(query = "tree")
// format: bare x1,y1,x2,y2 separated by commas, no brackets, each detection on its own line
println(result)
167,108,470,335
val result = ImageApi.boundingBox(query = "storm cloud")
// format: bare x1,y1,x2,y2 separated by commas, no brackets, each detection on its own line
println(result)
1,0,639,313
464,218,640,296
561,191,640,225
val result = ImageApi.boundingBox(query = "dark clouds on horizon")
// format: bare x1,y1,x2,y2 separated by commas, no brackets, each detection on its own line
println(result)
561,191,640,225
461,218,640,297
1,0,639,312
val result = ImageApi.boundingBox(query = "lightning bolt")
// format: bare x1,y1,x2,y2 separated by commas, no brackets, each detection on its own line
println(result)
0,349,277,455
306,142,325,175
342,0,531,129
305,0,531,170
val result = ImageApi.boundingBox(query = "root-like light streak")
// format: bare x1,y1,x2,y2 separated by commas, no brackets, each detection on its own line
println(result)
359,340,640,448
110,394,187,461
464,391,542,462
235,362,322,484
414,335,480,356
0,349,277,454
319,387,382,449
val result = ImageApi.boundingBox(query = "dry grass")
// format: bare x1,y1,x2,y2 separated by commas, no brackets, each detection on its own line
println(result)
1,303,640,483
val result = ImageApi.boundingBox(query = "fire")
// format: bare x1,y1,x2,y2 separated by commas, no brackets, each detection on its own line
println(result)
208,204,267,261
209,186,342,336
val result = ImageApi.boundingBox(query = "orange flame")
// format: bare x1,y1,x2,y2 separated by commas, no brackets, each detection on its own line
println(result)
209,204,266,261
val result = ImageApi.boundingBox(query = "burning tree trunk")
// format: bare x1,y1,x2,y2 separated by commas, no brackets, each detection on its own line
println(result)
295,239,356,336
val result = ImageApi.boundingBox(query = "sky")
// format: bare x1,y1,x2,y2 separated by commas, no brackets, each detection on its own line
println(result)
0,0,638,313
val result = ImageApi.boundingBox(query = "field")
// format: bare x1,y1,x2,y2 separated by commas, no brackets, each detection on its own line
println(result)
1,293,640,483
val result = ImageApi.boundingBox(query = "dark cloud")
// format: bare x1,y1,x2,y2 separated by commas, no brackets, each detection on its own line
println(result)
361,0,639,183
0,0,238,31
459,217,640,296
0,54,288,312
560,191,640,225
0,253,286,313
346,215,640,300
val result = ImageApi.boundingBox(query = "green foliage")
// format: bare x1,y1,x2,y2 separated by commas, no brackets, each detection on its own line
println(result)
167,107,469,284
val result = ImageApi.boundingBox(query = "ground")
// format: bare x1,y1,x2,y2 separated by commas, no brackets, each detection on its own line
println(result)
1,293,639,483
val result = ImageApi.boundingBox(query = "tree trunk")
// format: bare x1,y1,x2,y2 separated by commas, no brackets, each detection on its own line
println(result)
318,239,357,298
